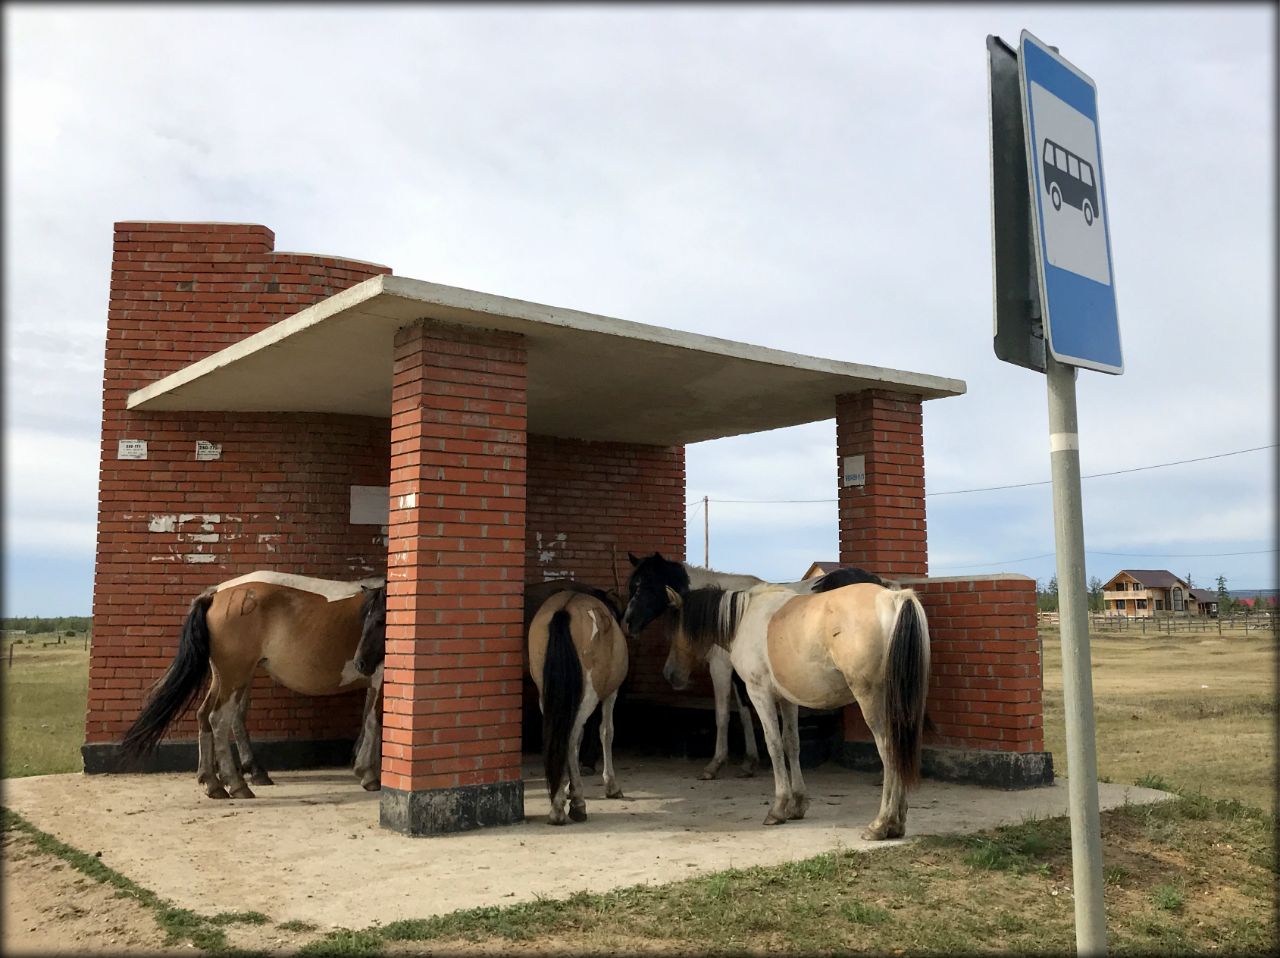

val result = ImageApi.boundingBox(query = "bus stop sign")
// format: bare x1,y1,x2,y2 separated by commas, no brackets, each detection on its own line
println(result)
1019,29,1123,374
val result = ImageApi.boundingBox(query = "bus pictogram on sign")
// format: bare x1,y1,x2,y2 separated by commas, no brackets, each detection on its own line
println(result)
1042,137,1098,225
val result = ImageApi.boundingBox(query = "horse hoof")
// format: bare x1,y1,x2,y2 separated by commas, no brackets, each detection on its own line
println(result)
362,780,382,792
547,813,567,826
860,823,903,841
763,814,787,826
250,773,274,786
737,766,757,779
568,803,588,823
606,789,625,800
230,786,256,800
699,771,718,781
788,796,810,820
206,786,231,800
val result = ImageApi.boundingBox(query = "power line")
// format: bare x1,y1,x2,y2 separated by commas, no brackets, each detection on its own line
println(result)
688,443,1273,505
933,547,1276,572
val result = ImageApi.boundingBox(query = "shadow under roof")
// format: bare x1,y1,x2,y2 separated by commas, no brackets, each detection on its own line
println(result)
128,275,966,446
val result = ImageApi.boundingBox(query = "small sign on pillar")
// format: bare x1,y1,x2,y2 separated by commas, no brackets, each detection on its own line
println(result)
842,454,866,488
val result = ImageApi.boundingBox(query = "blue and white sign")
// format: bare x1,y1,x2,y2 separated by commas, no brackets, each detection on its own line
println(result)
1019,30,1123,374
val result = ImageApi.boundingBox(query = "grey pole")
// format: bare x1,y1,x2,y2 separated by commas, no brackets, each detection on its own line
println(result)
1045,352,1108,955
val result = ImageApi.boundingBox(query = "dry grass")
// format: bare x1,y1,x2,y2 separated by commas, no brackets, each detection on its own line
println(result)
1039,625,1277,812
1,641,89,778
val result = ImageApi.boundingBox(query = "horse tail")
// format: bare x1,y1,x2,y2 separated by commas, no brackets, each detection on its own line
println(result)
883,589,930,789
542,608,583,803
120,591,214,759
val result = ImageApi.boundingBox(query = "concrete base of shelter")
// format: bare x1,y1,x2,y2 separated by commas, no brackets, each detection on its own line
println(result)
838,740,1055,789
81,738,358,775
2,758,1169,933
379,780,525,835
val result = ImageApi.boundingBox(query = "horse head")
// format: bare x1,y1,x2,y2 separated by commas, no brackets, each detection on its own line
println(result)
662,586,739,691
623,551,689,637
354,585,387,676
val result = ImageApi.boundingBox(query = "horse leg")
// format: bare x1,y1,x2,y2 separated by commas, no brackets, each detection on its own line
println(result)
196,675,229,799
780,700,809,820
742,681,791,826
354,684,382,791
701,653,734,780
733,679,760,777
230,685,273,786
600,689,623,799
211,689,254,799
566,688,598,823
856,691,905,840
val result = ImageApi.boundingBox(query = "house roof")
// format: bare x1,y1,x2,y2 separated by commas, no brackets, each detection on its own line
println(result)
1110,569,1187,589
1189,589,1218,603
125,274,967,446
803,561,841,578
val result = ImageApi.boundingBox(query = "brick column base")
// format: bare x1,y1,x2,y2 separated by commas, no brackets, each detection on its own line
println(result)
381,781,524,835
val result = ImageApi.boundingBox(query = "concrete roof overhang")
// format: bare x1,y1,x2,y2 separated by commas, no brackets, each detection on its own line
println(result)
127,275,966,446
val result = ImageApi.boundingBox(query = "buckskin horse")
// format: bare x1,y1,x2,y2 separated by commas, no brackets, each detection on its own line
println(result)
527,589,629,824
663,580,929,839
121,571,388,799
622,552,885,780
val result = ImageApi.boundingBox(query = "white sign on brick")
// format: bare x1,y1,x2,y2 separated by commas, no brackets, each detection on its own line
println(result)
118,439,148,460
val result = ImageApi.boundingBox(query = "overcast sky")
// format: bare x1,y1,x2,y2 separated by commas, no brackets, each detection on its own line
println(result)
3,3,1274,615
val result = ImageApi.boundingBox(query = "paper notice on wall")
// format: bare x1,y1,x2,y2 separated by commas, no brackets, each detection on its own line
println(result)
195,441,222,461
118,439,147,460
842,454,866,488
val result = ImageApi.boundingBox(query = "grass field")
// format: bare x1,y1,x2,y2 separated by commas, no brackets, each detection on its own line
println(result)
1040,624,1277,812
1,639,89,779
2,623,1275,954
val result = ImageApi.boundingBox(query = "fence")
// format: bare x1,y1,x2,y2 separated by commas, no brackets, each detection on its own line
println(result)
1081,610,1277,636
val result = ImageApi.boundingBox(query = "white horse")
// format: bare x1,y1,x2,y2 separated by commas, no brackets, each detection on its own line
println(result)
623,553,885,780
662,581,930,839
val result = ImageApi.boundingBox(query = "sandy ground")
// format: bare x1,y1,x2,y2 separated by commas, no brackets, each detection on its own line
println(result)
2,756,1170,951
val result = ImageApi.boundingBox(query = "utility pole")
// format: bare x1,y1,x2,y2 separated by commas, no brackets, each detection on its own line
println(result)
703,495,709,568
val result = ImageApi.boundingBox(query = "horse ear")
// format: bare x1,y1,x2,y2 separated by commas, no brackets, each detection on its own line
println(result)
628,552,640,567
655,552,665,562
665,586,683,609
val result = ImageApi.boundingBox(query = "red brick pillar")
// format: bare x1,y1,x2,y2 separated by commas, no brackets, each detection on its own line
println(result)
380,320,528,834
835,391,926,578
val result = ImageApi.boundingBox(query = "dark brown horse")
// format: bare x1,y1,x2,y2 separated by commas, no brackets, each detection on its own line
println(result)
121,571,387,799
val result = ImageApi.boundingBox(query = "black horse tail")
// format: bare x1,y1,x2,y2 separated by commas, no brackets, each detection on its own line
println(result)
542,608,583,803
882,590,930,789
120,592,214,760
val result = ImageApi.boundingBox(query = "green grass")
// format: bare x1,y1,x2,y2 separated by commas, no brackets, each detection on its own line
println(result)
2,643,89,777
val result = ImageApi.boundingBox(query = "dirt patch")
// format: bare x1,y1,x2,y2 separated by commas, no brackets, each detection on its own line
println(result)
1,831,184,956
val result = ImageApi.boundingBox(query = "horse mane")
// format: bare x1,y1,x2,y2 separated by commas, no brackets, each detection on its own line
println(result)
679,587,744,656
630,553,691,594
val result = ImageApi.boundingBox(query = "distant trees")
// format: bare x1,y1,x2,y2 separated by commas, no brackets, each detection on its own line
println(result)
1,616,91,635
1215,576,1236,615
1088,576,1104,612
1037,576,1059,613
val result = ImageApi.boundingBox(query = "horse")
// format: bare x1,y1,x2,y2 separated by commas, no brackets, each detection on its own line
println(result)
527,589,629,824
120,571,388,799
623,552,885,780
523,579,629,773
662,580,930,839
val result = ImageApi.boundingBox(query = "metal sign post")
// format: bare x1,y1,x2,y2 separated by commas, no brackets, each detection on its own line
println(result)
989,28,1123,957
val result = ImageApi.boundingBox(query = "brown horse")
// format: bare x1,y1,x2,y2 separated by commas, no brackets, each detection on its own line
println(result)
121,571,387,799
527,590,629,824
663,581,930,839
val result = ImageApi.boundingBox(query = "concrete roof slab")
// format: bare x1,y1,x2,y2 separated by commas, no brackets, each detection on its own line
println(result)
128,275,966,446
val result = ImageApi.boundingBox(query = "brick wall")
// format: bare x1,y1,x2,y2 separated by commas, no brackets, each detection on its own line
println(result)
381,322,528,795
524,436,686,701
89,222,393,748
836,391,926,579
841,575,1043,753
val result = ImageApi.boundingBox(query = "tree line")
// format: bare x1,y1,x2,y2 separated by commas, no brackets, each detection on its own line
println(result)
2,616,92,635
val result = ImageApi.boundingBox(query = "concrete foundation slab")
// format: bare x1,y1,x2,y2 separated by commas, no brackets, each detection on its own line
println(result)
1,758,1170,931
